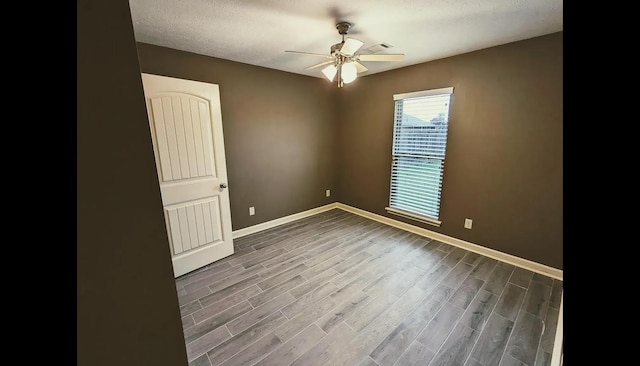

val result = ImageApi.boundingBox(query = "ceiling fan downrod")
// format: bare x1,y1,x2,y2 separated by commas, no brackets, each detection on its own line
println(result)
336,22,351,45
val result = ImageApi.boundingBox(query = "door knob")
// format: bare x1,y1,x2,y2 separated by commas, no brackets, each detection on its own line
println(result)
219,182,227,190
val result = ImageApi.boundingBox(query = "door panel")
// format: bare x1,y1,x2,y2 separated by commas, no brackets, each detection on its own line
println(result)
149,96,217,181
141,73,233,277
164,198,223,255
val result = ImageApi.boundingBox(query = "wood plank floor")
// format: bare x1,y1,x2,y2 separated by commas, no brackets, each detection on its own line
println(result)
176,209,562,366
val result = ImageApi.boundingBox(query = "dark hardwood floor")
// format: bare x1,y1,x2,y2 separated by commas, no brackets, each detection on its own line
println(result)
176,209,562,366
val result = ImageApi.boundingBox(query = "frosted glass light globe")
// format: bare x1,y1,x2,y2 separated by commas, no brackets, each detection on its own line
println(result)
341,63,357,84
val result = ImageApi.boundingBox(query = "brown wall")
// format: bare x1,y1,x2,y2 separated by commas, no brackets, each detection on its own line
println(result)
336,33,563,269
78,1,188,365
135,44,338,230
136,33,563,269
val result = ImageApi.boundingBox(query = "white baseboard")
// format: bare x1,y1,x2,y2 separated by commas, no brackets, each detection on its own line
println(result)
232,203,339,239
233,201,563,280
335,203,563,281
550,293,563,366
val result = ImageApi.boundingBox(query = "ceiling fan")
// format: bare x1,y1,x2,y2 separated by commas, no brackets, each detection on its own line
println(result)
285,22,404,88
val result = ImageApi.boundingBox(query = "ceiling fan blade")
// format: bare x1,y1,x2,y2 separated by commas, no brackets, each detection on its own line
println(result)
353,61,368,73
339,38,364,56
304,60,335,70
285,50,332,58
357,54,405,62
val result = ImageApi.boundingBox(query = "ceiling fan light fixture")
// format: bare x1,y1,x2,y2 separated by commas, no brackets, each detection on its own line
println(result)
286,21,403,88
341,62,358,84
321,64,337,81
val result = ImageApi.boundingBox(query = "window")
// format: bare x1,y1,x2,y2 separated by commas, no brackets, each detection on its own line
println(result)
386,87,454,227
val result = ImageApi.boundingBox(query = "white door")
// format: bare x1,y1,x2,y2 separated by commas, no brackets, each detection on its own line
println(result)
141,73,234,278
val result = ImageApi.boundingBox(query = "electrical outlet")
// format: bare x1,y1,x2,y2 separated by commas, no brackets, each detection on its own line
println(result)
326,189,331,197
464,218,473,229
249,207,255,216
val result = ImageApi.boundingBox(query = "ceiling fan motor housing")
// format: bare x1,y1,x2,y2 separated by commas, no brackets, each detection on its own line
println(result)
330,43,343,56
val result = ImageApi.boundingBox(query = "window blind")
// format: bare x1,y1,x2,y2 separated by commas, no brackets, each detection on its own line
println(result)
388,87,453,224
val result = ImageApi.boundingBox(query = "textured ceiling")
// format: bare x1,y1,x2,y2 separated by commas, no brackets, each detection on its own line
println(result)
128,0,563,79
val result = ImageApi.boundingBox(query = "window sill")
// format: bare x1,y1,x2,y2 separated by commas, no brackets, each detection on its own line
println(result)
385,207,442,227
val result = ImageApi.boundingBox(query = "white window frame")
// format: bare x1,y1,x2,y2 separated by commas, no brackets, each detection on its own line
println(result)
386,87,454,227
